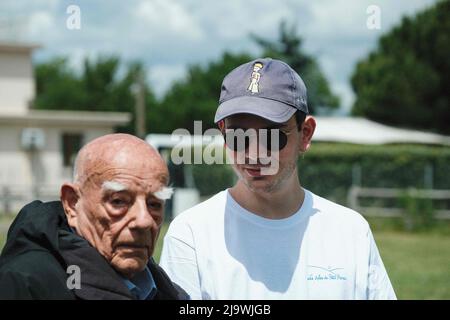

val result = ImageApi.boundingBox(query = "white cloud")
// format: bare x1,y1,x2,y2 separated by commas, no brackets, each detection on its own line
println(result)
331,82,355,115
148,63,186,98
1,0,440,114
133,0,204,41
194,0,291,39
307,0,369,37
27,10,55,38
0,0,58,13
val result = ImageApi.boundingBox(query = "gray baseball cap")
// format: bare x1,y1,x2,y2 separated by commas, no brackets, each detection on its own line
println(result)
214,57,308,123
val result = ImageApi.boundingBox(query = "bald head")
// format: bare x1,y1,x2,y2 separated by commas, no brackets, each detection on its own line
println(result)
61,133,171,278
73,133,168,186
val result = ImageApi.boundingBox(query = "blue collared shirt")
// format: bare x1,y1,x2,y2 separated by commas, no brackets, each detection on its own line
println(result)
122,266,157,300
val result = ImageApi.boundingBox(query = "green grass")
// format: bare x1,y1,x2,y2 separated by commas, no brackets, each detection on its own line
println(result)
1,215,449,299
373,230,450,299
0,214,14,251
0,232,5,251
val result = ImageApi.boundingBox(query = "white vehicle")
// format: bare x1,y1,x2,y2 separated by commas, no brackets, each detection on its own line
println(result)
146,133,224,220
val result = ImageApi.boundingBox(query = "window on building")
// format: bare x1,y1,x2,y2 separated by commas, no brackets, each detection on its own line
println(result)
62,133,83,167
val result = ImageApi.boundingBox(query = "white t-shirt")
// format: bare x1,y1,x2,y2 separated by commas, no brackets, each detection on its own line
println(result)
160,189,396,300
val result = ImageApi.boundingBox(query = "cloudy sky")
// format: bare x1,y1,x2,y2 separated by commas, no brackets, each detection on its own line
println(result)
0,0,437,114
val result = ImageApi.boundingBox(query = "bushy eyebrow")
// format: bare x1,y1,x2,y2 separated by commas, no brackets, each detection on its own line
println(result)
154,186,174,201
102,180,173,201
102,181,127,192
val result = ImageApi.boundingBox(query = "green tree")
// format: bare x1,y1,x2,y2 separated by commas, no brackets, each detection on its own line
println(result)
34,57,85,110
156,52,253,133
252,21,340,114
351,0,450,134
34,56,157,134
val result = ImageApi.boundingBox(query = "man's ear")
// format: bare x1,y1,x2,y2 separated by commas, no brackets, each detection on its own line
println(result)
299,116,316,152
60,183,80,229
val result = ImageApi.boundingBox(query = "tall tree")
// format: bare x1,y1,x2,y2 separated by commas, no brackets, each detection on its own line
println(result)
34,56,157,134
351,0,450,134
34,57,85,110
252,21,340,114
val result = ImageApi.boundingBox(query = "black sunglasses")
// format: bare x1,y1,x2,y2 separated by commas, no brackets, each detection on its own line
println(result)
223,127,296,152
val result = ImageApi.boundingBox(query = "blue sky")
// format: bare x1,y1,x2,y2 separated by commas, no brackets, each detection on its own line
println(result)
0,0,437,114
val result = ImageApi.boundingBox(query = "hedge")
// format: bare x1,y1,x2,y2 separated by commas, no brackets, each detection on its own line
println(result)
188,143,450,207
300,143,450,205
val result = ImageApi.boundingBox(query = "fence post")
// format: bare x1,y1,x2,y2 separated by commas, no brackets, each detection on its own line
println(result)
347,186,359,210
424,163,434,189
352,163,362,187
2,186,11,215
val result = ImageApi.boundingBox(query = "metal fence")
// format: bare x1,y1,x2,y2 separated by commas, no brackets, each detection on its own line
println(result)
0,185,59,214
348,186,450,220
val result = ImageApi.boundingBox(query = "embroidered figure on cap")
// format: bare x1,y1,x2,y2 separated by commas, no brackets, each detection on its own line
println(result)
247,62,263,94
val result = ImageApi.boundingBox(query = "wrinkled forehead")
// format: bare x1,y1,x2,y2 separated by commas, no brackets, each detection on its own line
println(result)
84,168,168,193
80,149,169,189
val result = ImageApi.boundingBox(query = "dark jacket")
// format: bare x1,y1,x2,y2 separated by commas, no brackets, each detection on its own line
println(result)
0,200,188,300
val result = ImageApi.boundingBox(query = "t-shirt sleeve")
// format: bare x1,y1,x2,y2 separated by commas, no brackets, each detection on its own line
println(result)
366,229,397,300
159,221,202,300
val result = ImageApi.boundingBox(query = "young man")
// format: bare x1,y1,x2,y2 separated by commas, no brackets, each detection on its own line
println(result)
160,58,396,299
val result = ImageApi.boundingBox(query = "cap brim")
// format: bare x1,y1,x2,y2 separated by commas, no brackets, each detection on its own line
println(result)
214,96,297,123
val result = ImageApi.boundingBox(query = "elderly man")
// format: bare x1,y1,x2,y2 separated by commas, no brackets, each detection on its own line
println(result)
0,134,187,300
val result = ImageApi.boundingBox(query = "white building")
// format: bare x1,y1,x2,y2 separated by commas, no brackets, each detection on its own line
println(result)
313,117,450,146
0,42,130,212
